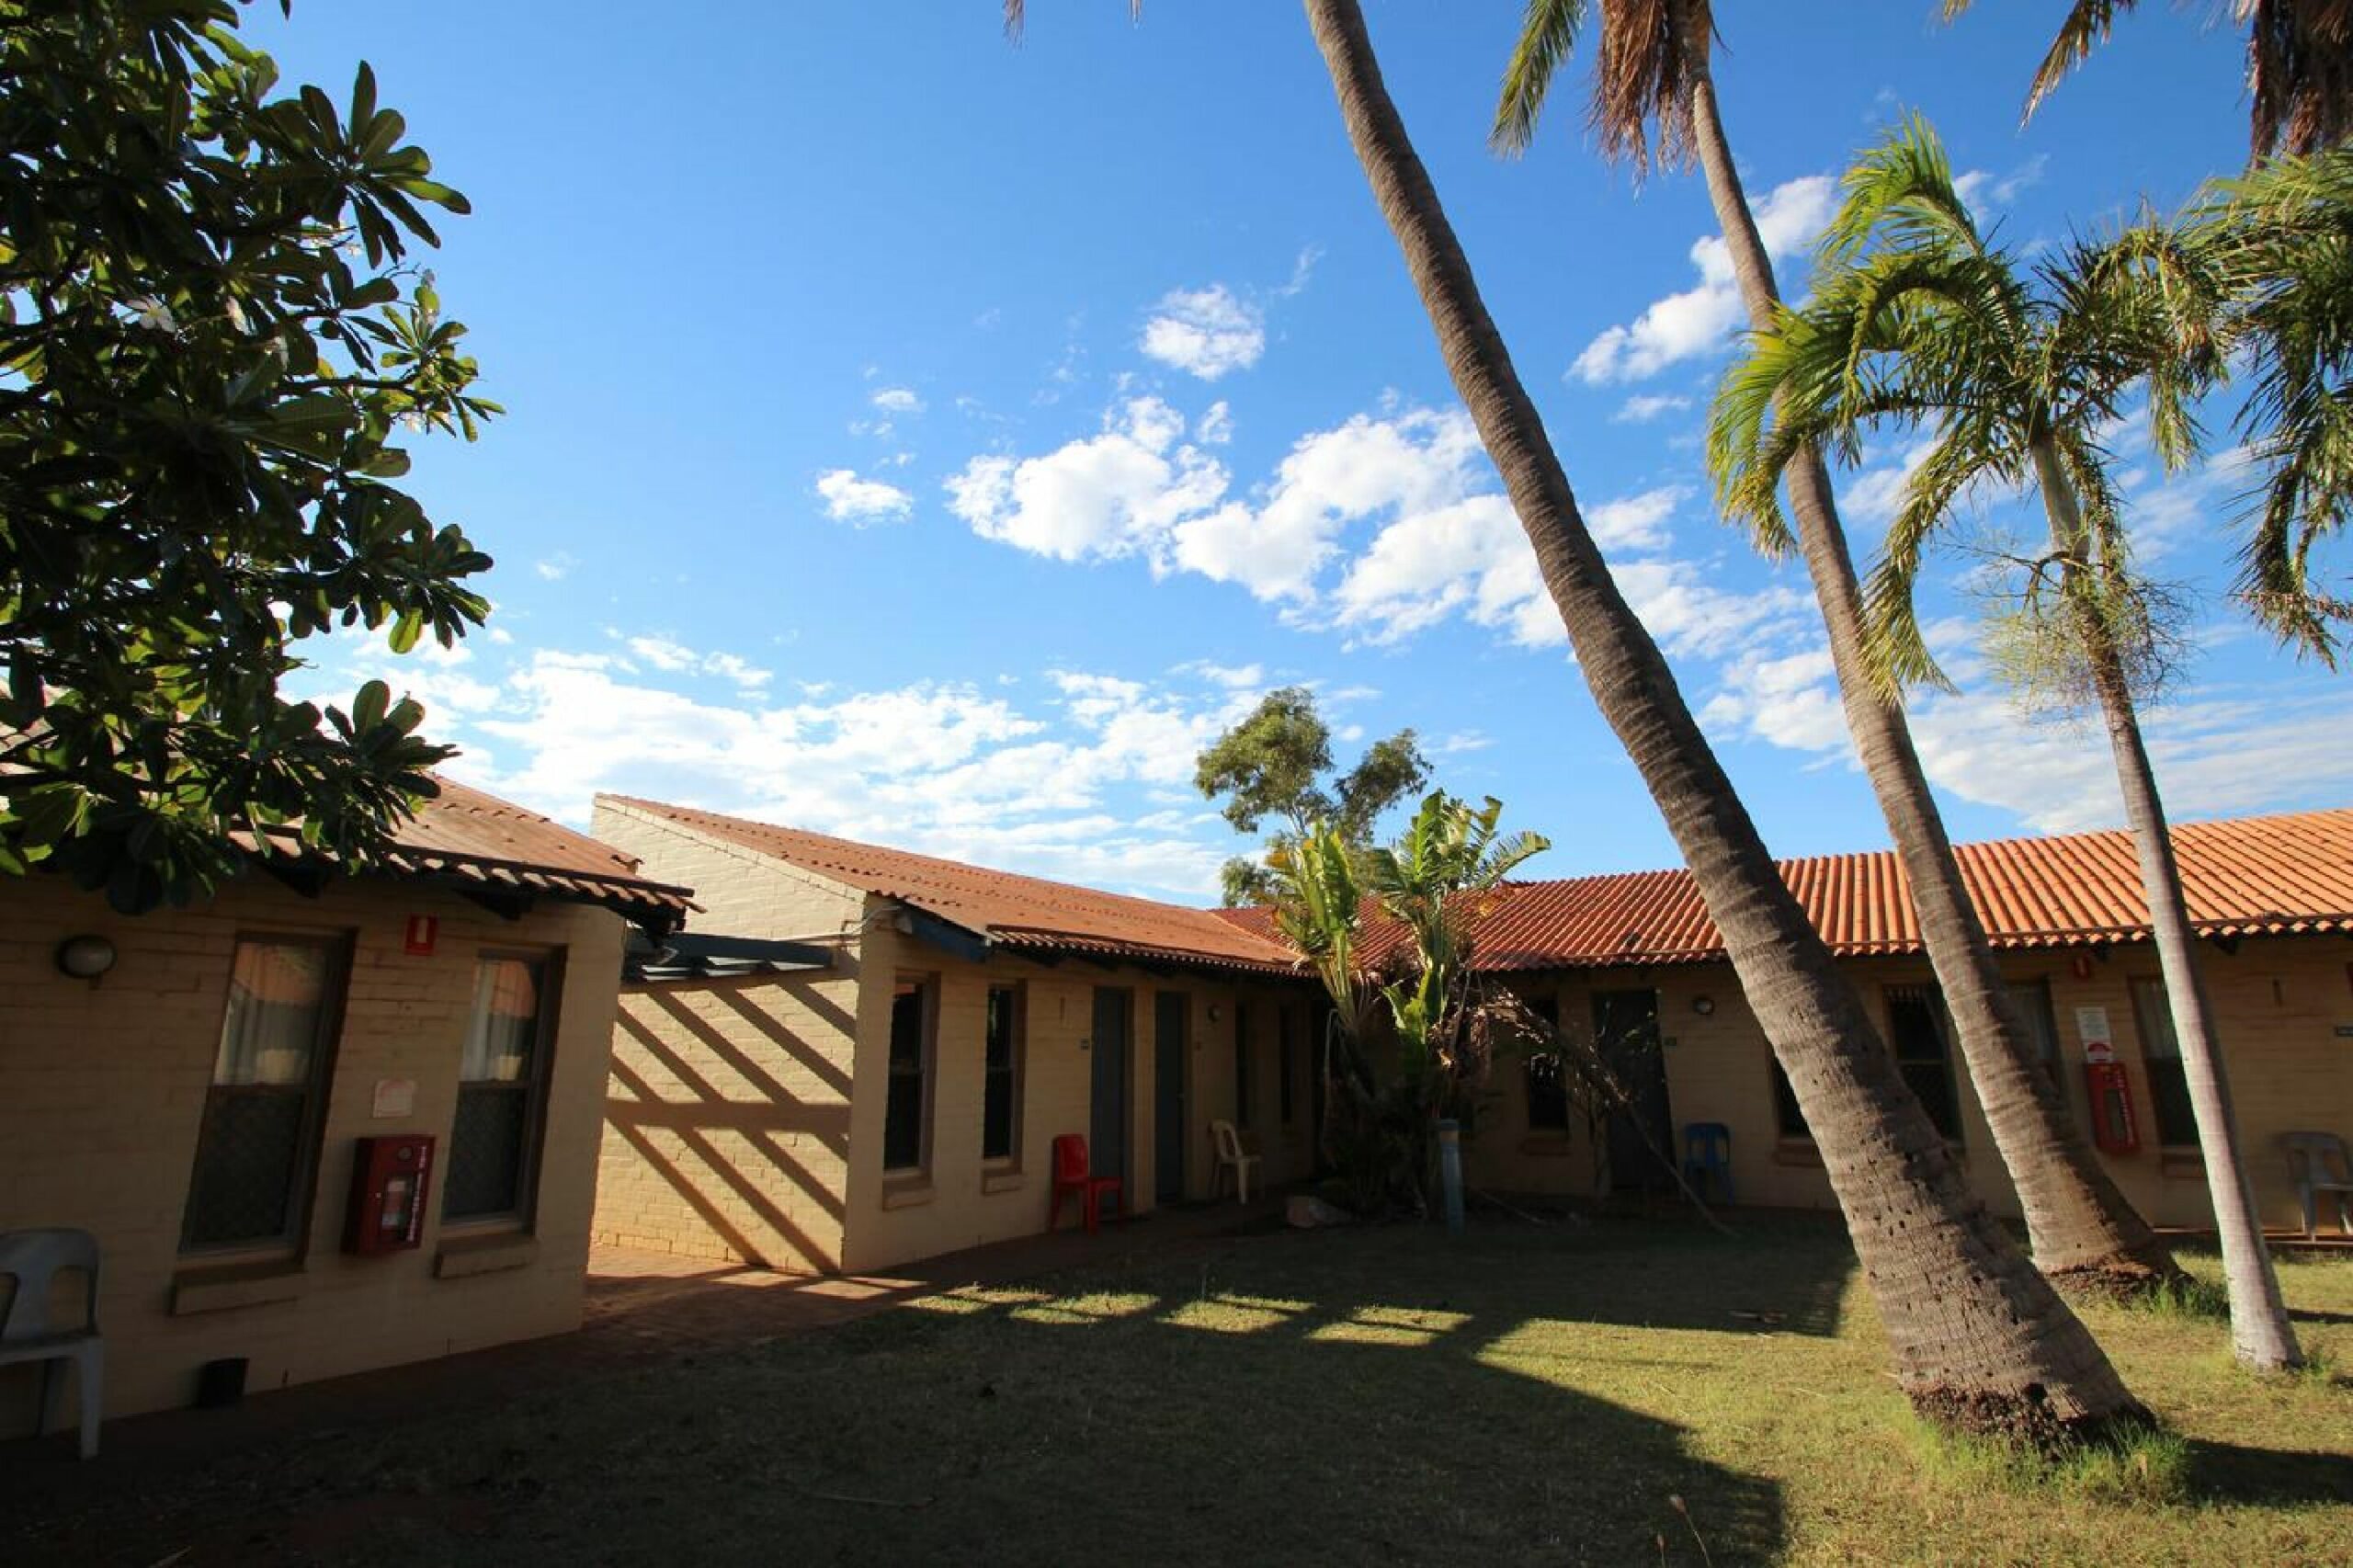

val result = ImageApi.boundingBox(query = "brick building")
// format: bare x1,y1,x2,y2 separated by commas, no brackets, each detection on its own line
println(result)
596,798,2353,1274
0,781,692,1434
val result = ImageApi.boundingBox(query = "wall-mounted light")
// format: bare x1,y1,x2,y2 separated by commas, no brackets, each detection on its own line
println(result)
1690,994,1716,1017
55,934,118,981
1207,1004,1222,1025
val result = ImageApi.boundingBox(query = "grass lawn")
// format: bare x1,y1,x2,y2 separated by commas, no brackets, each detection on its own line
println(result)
17,1212,2352,1565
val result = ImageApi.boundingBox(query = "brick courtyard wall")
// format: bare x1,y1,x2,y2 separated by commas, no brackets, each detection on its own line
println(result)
0,871,625,1429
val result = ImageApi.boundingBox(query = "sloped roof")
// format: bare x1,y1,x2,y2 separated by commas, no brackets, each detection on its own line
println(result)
599,797,1302,976
1219,806,2353,970
322,778,695,930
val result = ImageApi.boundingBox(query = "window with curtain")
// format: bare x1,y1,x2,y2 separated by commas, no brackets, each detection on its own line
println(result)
884,977,933,1172
182,935,346,1251
445,953,558,1221
1769,1061,1811,1141
2128,976,2200,1147
983,984,1021,1162
2007,978,2065,1093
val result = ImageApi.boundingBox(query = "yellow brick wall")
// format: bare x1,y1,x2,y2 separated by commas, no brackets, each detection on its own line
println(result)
0,871,624,1428
589,801,866,1272
1461,937,2353,1234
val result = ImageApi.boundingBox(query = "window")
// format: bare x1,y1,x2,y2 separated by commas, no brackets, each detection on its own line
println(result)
983,984,1022,1162
2007,978,2064,1092
1885,983,1962,1142
1525,994,1569,1131
445,953,559,1222
182,935,347,1252
884,977,934,1172
1278,1007,1297,1126
1233,1002,1253,1128
2129,976,2200,1147
1769,1062,1811,1141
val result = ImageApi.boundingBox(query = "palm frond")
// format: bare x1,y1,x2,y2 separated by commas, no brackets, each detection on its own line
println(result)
2023,0,2140,123
1491,0,1589,155
1586,0,1706,177
1818,114,1984,268
1862,419,2010,696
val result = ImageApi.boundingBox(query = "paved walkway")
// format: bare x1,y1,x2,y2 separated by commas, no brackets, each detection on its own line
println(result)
0,1196,1286,1499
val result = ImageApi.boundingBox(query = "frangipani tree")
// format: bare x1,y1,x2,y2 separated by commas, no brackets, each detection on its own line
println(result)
1710,116,2303,1371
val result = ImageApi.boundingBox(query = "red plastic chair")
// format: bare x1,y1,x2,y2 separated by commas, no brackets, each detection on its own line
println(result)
1049,1134,1123,1234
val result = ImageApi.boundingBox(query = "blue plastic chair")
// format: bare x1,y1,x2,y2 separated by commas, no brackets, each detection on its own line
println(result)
1682,1122,1734,1207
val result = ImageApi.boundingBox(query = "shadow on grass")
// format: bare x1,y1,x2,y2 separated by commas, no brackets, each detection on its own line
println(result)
11,1225,1812,1567
2182,1437,2353,1507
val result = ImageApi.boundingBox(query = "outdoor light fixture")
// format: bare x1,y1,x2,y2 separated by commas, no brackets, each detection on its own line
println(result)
1690,994,1716,1017
54,934,118,981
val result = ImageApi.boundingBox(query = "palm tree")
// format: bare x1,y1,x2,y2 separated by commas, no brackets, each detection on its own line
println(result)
1711,118,2303,1370
1295,0,2143,1433
2187,146,2353,659
1943,0,2353,159
1492,0,2177,1292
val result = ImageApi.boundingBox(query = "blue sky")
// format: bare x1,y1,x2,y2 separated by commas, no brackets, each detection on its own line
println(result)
260,2,2352,902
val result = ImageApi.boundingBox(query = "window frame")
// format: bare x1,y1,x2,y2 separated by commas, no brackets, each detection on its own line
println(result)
180,929,353,1258
982,982,1025,1165
2127,974,2200,1148
1882,982,1964,1144
883,972,938,1176
442,946,565,1229
1523,994,1571,1132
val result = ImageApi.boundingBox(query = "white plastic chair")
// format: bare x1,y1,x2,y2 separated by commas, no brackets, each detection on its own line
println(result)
1210,1119,1261,1203
0,1227,104,1460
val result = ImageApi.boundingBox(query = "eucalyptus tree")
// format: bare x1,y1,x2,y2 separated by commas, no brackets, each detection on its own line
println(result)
0,0,498,912
1944,0,2352,160
1195,686,1427,905
1710,119,2303,1370
1492,0,2177,1291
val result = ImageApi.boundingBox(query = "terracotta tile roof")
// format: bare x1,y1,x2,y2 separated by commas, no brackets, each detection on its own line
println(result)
1214,807,2353,971
600,797,1304,977
296,778,696,931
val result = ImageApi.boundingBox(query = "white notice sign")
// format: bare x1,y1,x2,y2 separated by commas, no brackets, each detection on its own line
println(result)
371,1078,417,1119
2075,1006,2115,1064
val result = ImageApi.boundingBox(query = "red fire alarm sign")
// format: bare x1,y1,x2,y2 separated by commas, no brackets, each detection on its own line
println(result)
404,915,438,957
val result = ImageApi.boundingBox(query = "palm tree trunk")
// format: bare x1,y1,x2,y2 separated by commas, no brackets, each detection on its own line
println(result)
2027,437,2304,1369
1679,43,2177,1292
1302,0,2144,1434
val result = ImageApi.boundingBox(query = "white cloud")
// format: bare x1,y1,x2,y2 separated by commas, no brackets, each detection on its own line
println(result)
1588,486,1685,553
1955,154,2048,213
619,634,775,689
945,397,1227,562
1139,285,1266,381
534,552,578,582
414,647,1283,901
815,468,915,524
1573,175,1837,384
1611,392,1692,424
871,386,924,415
1195,400,1234,446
